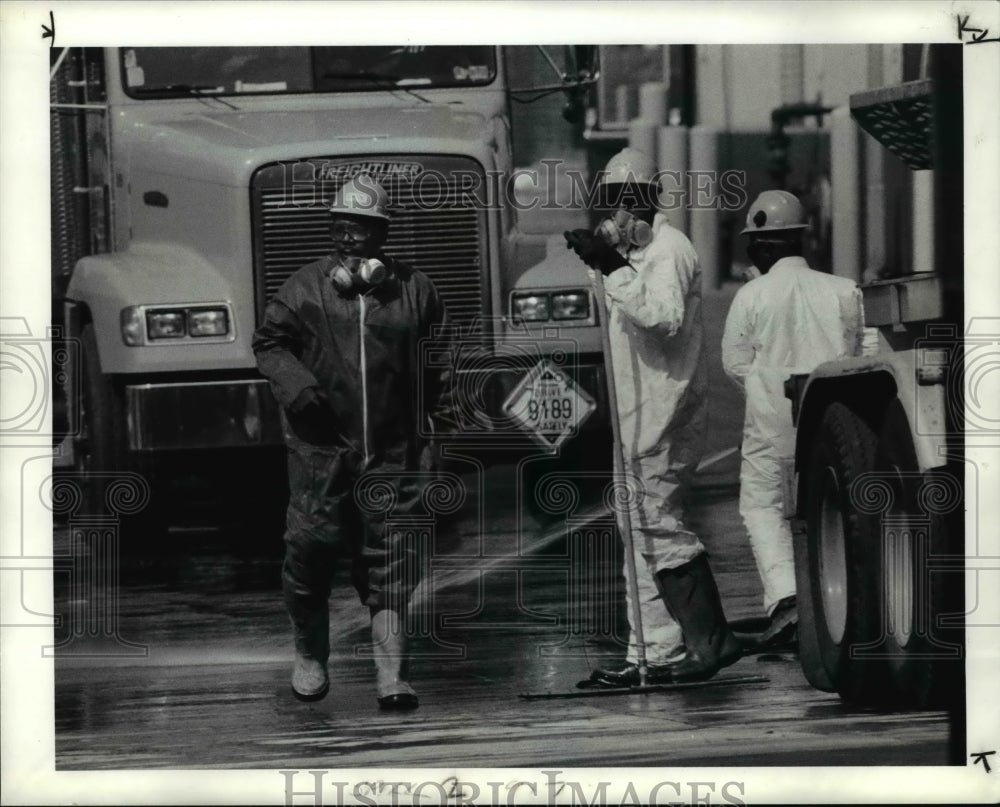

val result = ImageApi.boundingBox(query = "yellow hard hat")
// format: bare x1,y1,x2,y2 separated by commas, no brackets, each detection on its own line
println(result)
599,147,658,188
741,189,807,234
328,176,391,220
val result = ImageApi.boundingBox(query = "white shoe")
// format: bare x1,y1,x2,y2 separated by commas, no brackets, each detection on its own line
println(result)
291,654,329,701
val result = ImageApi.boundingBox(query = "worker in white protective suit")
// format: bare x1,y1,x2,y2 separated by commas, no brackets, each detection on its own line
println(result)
722,190,865,646
567,148,741,686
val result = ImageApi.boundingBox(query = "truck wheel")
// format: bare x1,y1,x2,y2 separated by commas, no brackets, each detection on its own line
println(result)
75,324,157,538
873,399,962,709
521,430,612,525
802,402,884,703
75,324,127,505
793,522,835,692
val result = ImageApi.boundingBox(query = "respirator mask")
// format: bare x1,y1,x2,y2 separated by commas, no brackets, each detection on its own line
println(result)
596,209,653,250
331,255,388,293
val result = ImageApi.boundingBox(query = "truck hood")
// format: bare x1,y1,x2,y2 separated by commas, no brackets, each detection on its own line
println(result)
127,104,495,186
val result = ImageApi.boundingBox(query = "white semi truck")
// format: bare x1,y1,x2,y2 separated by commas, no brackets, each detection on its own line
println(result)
50,46,604,526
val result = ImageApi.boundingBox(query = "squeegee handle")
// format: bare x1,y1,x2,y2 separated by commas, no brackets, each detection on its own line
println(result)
592,271,648,688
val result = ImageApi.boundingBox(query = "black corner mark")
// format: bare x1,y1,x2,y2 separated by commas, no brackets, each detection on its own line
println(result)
971,750,996,773
41,10,55,46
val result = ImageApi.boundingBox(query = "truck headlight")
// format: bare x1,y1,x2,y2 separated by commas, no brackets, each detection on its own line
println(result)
187,307,229,337
120,307,144,346
146,310,186,339
120,304,234,344
511,293,551,322
510,290,591,323
551,290,590,320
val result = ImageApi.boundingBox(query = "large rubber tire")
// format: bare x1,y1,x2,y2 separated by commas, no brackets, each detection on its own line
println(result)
522,430,612,525
793,521,836,692
199,449,289,551
802,402,884,703
873,399,963,709
75,324,128,507
75,324,160,540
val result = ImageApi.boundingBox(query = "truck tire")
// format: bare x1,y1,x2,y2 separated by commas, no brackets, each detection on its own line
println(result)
75,324,157,539
802,402,884,703
793,521,836,692
873,399,962,709
522,430,612,525
75,324,127,503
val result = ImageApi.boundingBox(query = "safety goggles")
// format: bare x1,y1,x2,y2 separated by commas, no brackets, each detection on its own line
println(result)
331,220,375,240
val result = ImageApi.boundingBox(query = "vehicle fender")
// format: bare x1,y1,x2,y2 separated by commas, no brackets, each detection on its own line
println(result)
64,242,254,375
794,351,946,486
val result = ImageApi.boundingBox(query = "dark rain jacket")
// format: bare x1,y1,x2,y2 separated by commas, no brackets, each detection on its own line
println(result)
252,254,456,469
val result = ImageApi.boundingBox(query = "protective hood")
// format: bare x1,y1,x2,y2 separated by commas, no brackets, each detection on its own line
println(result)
125,105,493,187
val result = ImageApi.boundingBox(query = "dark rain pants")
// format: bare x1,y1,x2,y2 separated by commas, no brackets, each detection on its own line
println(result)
282,443,433,661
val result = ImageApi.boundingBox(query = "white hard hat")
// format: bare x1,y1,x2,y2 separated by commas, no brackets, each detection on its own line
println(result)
599,147,658,188
741,189,807,234
328,176,391,220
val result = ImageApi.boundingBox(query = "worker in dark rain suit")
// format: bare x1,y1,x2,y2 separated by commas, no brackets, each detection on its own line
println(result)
253,176,455,710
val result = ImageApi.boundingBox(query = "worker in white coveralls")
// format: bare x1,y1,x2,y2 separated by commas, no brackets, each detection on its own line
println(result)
722,190,865,646
567,148,741,686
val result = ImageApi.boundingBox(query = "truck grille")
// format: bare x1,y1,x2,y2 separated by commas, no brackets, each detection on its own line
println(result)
252,155,487,329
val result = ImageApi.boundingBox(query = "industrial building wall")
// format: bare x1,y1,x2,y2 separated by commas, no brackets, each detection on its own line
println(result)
695,44,900,131
685,44,917,286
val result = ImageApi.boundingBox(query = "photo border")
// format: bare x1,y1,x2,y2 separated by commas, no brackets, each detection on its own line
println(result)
2,1,998,804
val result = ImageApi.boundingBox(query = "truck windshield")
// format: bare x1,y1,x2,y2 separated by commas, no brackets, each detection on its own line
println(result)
121,46,497,98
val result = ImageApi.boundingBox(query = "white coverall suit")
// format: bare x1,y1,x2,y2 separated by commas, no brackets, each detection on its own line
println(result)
721,256,864,615
600,212,708,664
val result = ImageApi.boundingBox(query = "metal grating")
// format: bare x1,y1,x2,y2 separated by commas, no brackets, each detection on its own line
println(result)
252,156,487,329
850,79,934,170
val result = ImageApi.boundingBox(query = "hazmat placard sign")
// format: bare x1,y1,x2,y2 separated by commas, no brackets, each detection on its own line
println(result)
501,360,596,450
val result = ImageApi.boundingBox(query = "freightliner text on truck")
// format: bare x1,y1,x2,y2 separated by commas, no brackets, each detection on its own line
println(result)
50,46,605,524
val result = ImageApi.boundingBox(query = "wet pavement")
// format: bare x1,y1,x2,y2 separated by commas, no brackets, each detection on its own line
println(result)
52,462,954,770
49,287,955,772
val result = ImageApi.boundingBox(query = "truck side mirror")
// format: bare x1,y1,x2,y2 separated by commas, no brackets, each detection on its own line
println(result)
562,46,598,123
509,45,599,120
573,46,599,82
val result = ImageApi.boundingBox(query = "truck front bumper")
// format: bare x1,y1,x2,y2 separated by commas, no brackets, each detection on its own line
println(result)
124,359,609,452
125,379,285,451
454,358,608,439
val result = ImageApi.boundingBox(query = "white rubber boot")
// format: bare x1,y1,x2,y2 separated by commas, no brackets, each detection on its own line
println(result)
290,608,330,701
371,609,418,710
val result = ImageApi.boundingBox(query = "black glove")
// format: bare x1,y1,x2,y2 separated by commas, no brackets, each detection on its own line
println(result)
288,386,321,414
287,387,339,445
565,229,630,275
